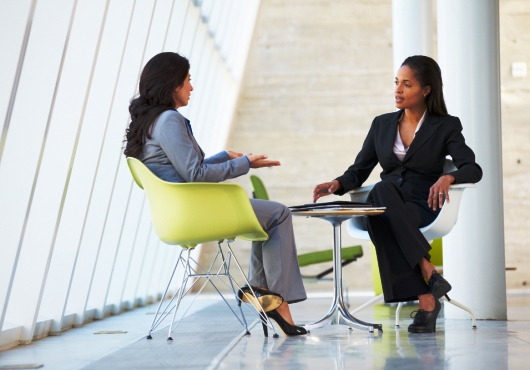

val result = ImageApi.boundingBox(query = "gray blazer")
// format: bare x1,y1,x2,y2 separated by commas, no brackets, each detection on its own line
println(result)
140,109,249,183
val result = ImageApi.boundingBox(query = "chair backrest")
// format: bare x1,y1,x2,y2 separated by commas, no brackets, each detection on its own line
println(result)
346,158,475,242
443,158,457,173
126,158,268,247
250,175,269,200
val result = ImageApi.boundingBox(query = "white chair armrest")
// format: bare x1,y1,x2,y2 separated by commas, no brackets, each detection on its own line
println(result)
346,182,476,241
347,184,375,203
449,183,476,189
348,184,376,193
345,184,375,239
420,183,475,241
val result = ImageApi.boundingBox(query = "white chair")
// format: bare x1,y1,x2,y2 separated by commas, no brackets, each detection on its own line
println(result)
346,159,477,329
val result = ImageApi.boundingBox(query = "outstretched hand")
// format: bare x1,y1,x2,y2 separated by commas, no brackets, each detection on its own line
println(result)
313,180,342,203
226,150,244,159
247,154,281,168
428,174,455,211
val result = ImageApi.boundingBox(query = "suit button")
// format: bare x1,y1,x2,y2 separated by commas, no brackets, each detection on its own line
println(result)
397,178,403,184
400,166,404,170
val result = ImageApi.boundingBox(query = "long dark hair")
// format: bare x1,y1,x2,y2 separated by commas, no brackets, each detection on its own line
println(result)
124,52,190,158
401,55,448,116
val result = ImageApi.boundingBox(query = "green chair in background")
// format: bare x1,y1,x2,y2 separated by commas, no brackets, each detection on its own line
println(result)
249,174,363,307
127,158,279,340
250,174,270,200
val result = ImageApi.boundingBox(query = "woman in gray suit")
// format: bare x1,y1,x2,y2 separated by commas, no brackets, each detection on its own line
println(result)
313,56,482,333
124,52,307,336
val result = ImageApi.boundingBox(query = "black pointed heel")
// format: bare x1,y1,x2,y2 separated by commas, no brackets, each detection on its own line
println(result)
408,298,441,333
265,309,307,336
429,271,452,300
262,321,268,337
237,285,284,312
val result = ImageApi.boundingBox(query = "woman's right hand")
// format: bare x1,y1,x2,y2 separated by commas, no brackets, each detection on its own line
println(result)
313,180,342,203
247,154,281,168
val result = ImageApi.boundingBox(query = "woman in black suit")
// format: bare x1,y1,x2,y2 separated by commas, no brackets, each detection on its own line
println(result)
313,55,482,333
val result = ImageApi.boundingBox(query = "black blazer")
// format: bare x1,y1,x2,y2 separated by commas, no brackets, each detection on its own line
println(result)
335,110,483,207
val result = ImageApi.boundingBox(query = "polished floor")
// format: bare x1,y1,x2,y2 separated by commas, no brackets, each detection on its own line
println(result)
1,291,529,369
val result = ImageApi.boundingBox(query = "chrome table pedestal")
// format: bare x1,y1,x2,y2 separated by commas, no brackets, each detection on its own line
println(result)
292,209,384,333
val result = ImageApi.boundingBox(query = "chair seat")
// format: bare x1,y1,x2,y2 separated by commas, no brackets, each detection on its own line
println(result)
298,245,363,267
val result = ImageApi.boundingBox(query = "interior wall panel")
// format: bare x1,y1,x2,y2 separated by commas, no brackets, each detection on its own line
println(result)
84,0,157,319
178,3,201,60
92,0,181,317
65,0,137,326
121,202,153,309
163,0,190,52
175,3,202,119
192,40,215,142
136,229,160,305
0,0,35,335
0,0,261,349
147,242,172,301
101,185,145,315
185,20,209,125
32,0,110,335
0,0,33,156
1,0,77,342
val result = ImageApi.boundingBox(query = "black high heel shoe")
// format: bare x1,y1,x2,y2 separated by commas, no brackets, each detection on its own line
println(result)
261,309,307,337
408,298,441,333
429,271,452,300
237,285,284,312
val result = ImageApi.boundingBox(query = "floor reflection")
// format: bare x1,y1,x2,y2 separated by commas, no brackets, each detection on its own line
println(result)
219,298,519,370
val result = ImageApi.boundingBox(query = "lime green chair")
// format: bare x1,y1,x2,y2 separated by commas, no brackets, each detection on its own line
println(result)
249,175,363,306
127,158,271,340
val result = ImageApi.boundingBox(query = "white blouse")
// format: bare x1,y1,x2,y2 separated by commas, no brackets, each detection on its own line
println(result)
393,111,426,162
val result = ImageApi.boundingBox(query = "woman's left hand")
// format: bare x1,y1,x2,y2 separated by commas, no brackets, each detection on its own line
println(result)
428,174,455,211
227,150,244,159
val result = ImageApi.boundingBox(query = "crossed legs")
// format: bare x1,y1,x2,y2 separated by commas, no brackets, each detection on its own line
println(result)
366,181,440,310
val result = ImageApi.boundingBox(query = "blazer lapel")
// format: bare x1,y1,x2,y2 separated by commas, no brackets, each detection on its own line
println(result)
386,110,405,164
403,112,441,162
185,118,206,159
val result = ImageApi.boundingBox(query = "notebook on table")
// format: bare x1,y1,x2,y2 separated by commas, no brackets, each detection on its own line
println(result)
289,201,385,211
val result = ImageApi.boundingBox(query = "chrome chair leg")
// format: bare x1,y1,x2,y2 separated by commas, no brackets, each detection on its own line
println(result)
395,302,404,328
218,242,250,334
441,296,477,329
146,248,184,339
167,249,191,341
225,241,278,338
349,293,384,315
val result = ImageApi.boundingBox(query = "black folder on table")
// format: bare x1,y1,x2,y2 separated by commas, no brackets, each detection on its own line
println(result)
289,201,382,211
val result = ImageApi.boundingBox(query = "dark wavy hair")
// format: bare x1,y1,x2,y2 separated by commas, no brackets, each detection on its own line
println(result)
124,52,190,158
401,55,448,116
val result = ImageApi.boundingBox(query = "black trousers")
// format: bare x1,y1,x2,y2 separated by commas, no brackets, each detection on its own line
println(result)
364,181,439,303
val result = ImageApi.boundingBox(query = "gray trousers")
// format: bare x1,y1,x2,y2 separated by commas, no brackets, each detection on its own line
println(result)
248,199,307,304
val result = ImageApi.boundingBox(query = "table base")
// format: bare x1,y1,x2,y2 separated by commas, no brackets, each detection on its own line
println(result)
294,214,384,333
303,295,383,333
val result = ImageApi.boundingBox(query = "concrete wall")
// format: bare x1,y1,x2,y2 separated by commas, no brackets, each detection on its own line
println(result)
499,0,530,289
223,0,393,291
203,0,529,292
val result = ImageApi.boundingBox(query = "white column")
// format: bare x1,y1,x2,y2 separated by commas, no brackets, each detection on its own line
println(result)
392,0,432,74
438,0,506,319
